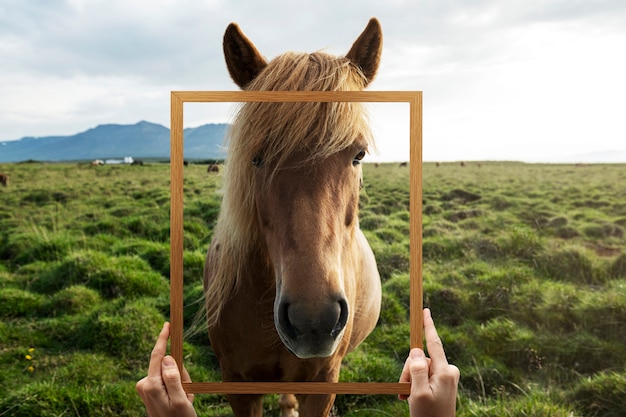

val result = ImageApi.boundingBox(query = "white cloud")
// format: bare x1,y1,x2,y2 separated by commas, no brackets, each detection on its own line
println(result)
0,0,625,161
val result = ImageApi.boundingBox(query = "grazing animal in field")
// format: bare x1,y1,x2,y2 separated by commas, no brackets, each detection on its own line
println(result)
435,162,440,167
0,173,8,187
399,161,408,167
131,159,144,166
207,163,220,173
203,18,383,417
460,161,466,167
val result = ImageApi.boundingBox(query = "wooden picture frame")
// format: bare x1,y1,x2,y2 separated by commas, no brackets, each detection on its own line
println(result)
170,91,423,395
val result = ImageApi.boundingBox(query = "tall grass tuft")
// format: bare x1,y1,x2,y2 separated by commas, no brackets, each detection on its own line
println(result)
30,250,168,298
570,371,626,417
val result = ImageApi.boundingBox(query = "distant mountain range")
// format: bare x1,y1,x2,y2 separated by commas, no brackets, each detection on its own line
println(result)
2,122,624,164
0,121,229,163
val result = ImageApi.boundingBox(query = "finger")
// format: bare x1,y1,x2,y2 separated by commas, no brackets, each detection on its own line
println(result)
148,322,170,377
407,348,432,398
181,365,195,403
161,355,190,405
182,365,192,383
135,376,148,399
423,308,449,372
397,355,412,400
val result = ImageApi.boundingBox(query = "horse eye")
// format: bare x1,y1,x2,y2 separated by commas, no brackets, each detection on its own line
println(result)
252,155,263,167
353,149,366,166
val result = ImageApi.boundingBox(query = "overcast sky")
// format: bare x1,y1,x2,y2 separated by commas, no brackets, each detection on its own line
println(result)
1,0,625,162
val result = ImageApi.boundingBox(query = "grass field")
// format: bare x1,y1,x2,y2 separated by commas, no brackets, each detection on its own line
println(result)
1,161,625,416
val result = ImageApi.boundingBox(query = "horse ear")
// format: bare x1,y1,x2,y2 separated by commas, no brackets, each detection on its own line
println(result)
223,23,268,89
345,18,383,86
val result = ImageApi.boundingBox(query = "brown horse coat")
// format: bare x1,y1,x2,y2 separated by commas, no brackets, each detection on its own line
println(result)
203,18,383,417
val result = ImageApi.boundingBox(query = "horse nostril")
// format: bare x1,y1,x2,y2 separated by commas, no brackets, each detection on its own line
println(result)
331,298,349,338
278,301,298,339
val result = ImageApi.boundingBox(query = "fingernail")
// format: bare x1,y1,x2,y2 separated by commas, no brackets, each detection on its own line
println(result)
410,349,424,359
163,356,176,367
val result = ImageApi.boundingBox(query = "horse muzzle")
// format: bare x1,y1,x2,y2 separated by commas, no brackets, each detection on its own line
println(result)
275,295,349,359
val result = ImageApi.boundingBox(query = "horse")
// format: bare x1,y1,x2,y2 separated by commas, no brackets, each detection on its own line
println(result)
203,18,383,417
0,173,8,187
207,163,220,173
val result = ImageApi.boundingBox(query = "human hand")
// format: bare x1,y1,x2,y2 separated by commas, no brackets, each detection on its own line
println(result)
136,322,197,417
399,308,460,417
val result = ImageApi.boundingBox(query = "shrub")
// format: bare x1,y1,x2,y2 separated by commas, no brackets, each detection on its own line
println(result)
371,242,410,280
536,246,599,285
122,214,166,241
375,227,404,244
13,261,52,285
463,235,501,259
42,285,101,316
444,209,483,223
583,222,624,239
0,288,44,317
183,220,208,249
554,226,579,239
477,318,541,372
609,253,626,279
14,232,76,265
489,194,511,210
547,216,569,228
44,352,121,385
0,379,141,417
185,199,221,229
538,331,624,374
390,210,410,223
570,371,626,417
364,324,410,359
20,189,74,205
340,348,401,383
77,298,164,366
574,281,626,343
359,212,388,230
441,325,512,396
528,281,580,331
336,347,404,413
383,274,410,307
464,265,533,323
423,236,464,260
1,231,76,266
458,393,577,417
31,251,168,298
183,250,206,282
113,239,170,277
82,216,130,238
498,224,544,261
379,291,406,326
423,283,465,326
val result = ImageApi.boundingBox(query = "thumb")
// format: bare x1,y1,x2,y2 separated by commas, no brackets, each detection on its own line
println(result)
161,355,189,404
408,349,431,397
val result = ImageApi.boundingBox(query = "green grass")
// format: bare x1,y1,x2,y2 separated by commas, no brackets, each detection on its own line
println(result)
1,161,625,416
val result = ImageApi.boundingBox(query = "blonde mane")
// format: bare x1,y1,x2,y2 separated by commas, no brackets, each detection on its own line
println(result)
204,51,374,328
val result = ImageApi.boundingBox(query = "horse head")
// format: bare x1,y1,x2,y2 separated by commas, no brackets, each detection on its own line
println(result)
222,19,382,359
